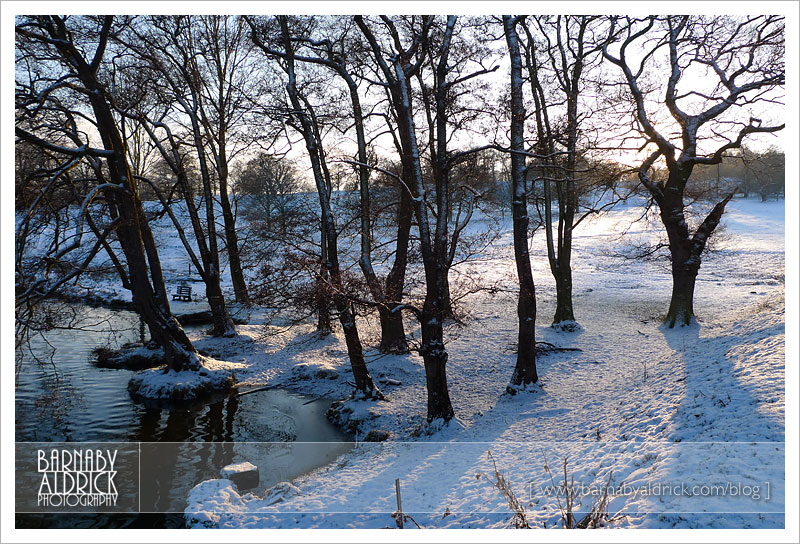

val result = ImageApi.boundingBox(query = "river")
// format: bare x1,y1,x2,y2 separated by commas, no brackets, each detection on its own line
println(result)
15,304,352,528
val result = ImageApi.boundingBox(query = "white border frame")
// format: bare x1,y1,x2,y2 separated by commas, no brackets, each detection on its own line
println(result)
2,2,797,543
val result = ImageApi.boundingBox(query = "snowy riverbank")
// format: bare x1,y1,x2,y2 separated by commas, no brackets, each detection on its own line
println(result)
170,197,785,529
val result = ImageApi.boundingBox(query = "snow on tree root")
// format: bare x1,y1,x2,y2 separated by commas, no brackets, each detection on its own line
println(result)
504,381,544,396
127,355,243,401
551,320,583,333
410,415,466,437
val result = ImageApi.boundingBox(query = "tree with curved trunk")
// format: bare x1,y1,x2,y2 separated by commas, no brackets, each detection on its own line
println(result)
257,15,381,398
603,15,784,327
15,16,199,371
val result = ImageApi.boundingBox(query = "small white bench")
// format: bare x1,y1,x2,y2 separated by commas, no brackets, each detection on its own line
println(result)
172,284,192,302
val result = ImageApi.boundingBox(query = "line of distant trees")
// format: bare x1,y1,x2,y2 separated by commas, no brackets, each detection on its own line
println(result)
691,146,785,201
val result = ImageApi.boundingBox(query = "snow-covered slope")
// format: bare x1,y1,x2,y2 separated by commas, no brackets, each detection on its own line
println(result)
172,197,786,529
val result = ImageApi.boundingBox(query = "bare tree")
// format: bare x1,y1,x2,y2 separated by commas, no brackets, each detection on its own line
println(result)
235,152,300,233
193,15,257,304
15,16,199,370
739,146,785,201
503,15,538,390
520,16,607,329
603,15,784,326
252,15,382,398
116,15,237,337
412,16,500,319
246,15,412,353
355,15,456,421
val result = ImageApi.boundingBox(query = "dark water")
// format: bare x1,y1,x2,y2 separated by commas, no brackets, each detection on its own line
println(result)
15,305,352,528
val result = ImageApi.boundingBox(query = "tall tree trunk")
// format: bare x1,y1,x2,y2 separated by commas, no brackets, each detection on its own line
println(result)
659,175,734,327
168,140,235,338
180,179,236,338
186,107,237,338
398,68,453,422
344,73,410,354
193,15,249,305
218,165,249,304
132,127,237,340
70,39,199,370
552,266,575,325
523,19,582,328
505,15,538,390
316,223,333,335
433,17,456,322
214,104,248,304
553,85,579,326
355,15,453,421
380,173,413,353
658,173,695,328
552,188,576,326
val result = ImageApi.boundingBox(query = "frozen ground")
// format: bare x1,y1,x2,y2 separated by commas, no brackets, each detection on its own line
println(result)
22,196,786,528
177,197,786,529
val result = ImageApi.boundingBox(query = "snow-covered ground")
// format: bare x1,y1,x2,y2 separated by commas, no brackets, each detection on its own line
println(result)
20,195,785,528
170,197,784,529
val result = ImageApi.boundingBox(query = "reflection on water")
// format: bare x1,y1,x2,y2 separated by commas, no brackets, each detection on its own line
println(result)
15,304,352,528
